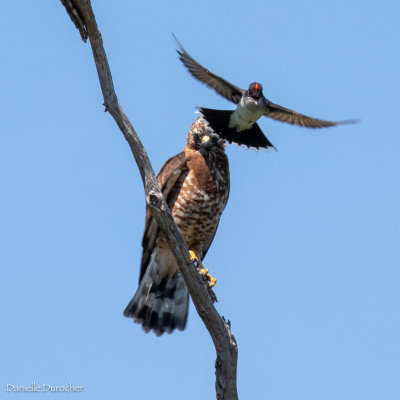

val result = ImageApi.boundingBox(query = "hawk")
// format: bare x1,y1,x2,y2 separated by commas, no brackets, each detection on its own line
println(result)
174,35,357,150
124,118,230,336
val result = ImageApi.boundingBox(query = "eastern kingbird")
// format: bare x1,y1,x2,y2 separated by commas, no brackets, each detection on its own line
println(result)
174,35,357,150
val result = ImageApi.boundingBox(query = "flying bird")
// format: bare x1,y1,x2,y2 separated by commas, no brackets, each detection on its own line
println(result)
174,35,357,150
124,118,230,336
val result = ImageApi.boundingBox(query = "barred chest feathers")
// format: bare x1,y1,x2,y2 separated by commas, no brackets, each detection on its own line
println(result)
171,148,229,249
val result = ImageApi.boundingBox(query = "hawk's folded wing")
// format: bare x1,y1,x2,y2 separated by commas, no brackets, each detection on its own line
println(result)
139,151,189,281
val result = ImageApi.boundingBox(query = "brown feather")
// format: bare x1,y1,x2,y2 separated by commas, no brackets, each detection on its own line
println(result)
174,34,244,105
140,152,189,281
263,101,357,127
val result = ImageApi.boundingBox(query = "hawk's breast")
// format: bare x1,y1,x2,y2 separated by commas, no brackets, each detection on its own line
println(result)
171,149,229,254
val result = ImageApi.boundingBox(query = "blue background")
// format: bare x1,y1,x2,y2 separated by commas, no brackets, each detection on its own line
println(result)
1,1,399,399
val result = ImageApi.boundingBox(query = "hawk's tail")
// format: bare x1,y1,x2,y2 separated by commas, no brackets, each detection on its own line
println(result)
199,107,277,151
123,252,189,336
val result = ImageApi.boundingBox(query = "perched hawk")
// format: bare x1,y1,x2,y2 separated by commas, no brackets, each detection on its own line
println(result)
174,35,357,150
124,118,230,336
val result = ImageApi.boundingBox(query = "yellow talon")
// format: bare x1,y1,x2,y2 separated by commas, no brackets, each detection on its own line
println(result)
189,250,198,262
205,274,217,288
198,268,209,275
188,250,217,288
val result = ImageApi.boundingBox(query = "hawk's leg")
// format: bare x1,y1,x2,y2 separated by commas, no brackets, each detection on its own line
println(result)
189,250,217,288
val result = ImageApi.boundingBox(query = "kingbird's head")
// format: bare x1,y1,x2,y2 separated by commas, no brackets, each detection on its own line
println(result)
248,82,263,100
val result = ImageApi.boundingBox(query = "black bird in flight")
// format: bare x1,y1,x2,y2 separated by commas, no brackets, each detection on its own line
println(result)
174,35,357,151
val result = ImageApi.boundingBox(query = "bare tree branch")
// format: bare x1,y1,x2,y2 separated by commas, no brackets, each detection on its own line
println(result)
60,1,238,398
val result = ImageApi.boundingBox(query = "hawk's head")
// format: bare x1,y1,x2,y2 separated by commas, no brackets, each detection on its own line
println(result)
187,119,225,154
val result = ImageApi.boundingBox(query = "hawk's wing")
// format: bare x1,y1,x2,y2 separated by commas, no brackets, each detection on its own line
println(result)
139,151,189,282
174,34,244,105
201,187,230,260
201,223,220,262
263,101,357,128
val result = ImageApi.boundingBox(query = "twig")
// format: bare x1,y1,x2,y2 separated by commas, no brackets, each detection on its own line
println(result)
60,1,238,398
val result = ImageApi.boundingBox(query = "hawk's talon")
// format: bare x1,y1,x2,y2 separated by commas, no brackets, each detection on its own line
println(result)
189,250,199,265
189,250,217,288
198,267,209,276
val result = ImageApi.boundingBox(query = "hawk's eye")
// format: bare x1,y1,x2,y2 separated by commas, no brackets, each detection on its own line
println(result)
192,133,200,144
201,135,210,144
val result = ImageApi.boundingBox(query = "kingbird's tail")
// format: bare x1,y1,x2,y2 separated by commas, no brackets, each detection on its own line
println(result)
199,107,276,151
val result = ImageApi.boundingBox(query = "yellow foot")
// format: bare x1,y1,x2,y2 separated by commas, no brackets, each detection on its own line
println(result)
189,250,198,263
189,250,217,288
198,267,217,287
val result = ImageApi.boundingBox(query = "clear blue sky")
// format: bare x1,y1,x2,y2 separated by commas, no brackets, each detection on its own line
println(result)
1,1,399,399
